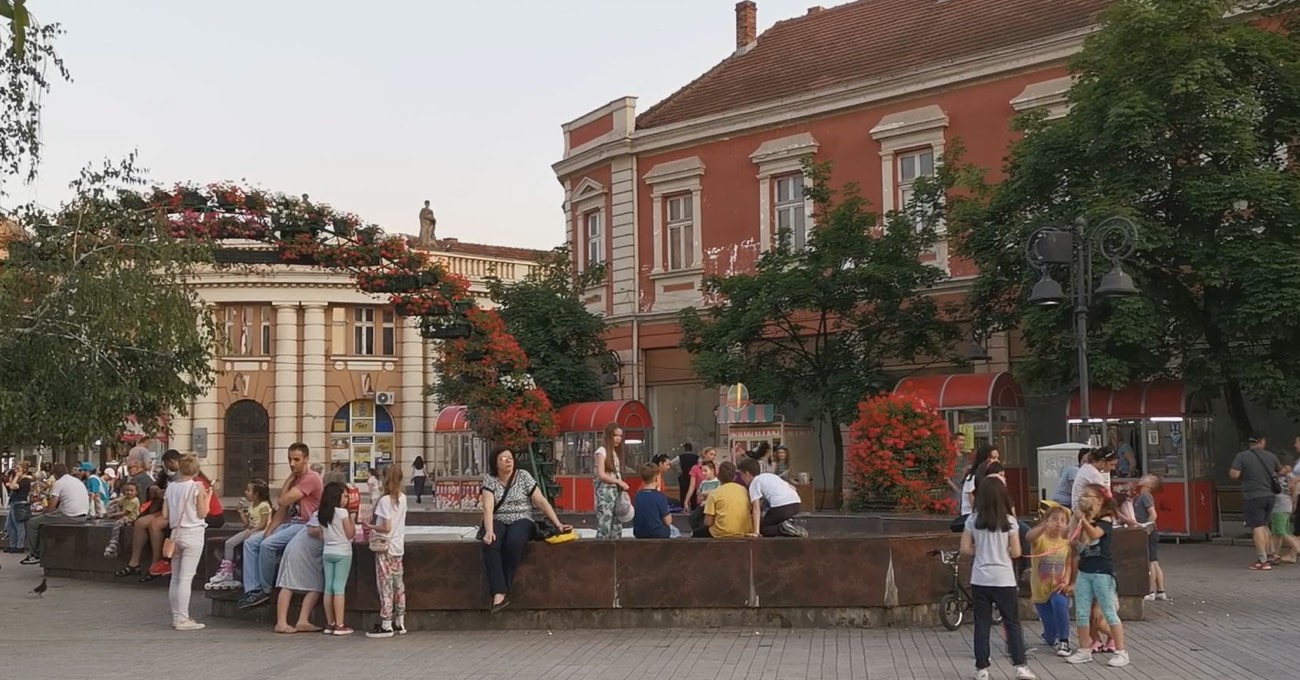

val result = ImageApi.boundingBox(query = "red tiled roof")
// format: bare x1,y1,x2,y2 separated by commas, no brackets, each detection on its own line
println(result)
409,237,549,263
635,0,1111,130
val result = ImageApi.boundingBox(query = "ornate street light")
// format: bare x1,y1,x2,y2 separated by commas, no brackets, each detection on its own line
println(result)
1026,216,1140,442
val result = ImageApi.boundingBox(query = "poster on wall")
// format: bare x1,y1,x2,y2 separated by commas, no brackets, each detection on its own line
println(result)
332,419,348,433
375,436,395,467
330,438,350,462
433,479,483,511
353,418,374,434
354,401,372,418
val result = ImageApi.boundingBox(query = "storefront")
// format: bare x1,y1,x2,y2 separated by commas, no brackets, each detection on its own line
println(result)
329,399,395,484
553,400,653,512
893,372,1030,512
719,394,820,510
1067,381,1215,538
430,405,488,511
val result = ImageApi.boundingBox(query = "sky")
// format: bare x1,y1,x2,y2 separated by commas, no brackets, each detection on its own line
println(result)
8,0,853,250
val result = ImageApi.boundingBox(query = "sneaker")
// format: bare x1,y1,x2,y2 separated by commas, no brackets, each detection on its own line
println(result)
366,624,394,639
778,519,809,537
148,559,172,576
19,554,40,566
973,669,990,680
333,625,354,636
394,624,407,636
1143,592,1156,602
322,626,334,635
237,590,270,610
103,542,119,558
1154,591,1169,601
1055,641,1072,657
1014,666,1037,680
1107,650,1131,667
172,620,206,631
1064,649,1093,664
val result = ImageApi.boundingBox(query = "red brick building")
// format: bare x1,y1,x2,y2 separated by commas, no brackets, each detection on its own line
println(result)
553,0,1109,494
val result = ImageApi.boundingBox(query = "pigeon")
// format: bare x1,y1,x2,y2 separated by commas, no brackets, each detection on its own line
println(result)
32,578,47,597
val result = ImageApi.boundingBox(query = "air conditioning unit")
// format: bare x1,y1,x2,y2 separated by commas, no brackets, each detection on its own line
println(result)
374,391,396,406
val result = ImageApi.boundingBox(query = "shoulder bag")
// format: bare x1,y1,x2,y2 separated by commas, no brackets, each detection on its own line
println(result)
369,497,393,553
1252,449,1283,495
475,472,518,542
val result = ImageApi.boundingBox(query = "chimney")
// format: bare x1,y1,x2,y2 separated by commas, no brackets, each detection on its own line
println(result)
807,6,823,15
735,1,757,50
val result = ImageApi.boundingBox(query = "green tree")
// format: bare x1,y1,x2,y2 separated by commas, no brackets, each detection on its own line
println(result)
479,244,609,409
0,157,218,444
680,162,961,506
946,0,1300,439
0,1,68,190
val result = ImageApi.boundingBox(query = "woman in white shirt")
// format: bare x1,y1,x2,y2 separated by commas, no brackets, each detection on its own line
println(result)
1072,448,1117,511
161,454,212,631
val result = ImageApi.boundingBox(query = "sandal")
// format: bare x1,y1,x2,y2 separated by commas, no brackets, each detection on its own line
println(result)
138,572,159,583
114,565,140,578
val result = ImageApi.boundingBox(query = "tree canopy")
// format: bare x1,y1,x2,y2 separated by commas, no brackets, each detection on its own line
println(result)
946,0,1300,439
680,162,961,504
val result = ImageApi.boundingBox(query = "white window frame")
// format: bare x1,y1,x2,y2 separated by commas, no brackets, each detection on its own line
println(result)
773,174,808,250
751,133,818,251
380,308,395,356
585,210,604,267
896,148,936,231
566,177,607,276
871,105,949,273
643,156,705,276
353,307,376,356
665,194,695,271
1011,76,1072,121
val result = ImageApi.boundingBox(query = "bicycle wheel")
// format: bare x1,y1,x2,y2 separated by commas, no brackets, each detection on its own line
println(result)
939,593,964,630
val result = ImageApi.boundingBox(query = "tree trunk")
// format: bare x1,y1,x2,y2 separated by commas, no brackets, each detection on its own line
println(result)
1221,378,1255,444
831,418,845,511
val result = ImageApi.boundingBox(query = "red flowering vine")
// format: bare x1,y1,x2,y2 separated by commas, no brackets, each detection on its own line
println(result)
150,181,557,447
846,394,959,514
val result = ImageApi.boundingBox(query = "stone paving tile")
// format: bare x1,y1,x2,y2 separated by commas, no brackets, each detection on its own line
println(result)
0,542,1291,680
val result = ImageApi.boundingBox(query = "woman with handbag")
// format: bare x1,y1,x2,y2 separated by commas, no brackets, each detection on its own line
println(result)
363,464,408,638
593,422,630,540
480,446,571,613
3,462,32,552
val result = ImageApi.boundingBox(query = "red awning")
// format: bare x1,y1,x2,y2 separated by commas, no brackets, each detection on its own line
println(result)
893,372,1024,410
556,400,653,433
434,405,471,432
1066,381,1187,419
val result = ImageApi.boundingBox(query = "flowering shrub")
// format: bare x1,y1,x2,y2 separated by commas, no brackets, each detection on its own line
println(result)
845,393,959,514
149,182,557,447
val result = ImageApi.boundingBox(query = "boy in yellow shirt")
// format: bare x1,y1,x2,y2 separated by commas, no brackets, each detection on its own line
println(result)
703,461,752,538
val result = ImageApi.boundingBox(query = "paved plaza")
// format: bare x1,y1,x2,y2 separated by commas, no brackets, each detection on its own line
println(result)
0,541,1290,680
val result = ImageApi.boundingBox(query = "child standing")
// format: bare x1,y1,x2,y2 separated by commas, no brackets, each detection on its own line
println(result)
206,480,270,590
1026,505,1072,657
961,476,1035,680
633,463,680,539
364,465,408,638
102,482,142,557
161,454,211,631
1064,484,1130,667
319,481,357,635
1134,475,1168,601
1269,464,1300,563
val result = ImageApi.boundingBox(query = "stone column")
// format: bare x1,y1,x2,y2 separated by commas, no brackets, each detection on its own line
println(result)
399,320,427,467
302,303,328,460
271,302,301,483
192,306,222,482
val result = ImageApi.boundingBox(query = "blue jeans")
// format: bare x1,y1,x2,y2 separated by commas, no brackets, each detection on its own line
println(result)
973,584,1026,669
323,552,352,596
5,502,28,548
1074,571,1120,627
242,522,305,593
1034,592,1071,644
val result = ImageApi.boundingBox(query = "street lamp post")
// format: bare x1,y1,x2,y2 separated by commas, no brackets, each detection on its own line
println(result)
1026,216,1140,444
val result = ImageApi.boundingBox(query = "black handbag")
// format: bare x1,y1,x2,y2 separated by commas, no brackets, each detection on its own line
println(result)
476,472,517,541
1252,450,1283,494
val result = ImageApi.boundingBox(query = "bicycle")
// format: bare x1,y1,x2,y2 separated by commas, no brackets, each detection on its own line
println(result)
931,548,1002,631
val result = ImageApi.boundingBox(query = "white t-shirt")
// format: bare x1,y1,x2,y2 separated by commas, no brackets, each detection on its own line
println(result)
1071,463,1108,510
964,513,1019,587
164,479,205,530
51,474,90,516
322,507,352,556
748,473,801,508
374,493,408,557
960,476,976,515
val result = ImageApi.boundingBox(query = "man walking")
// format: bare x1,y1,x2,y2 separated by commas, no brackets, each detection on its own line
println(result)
1230,432,1281,570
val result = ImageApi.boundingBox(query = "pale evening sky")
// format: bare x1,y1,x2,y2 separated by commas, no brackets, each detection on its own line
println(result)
9,0,852,250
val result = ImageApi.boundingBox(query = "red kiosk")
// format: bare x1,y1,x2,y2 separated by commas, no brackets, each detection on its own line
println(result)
1067,381,1216,539
552,400,653,512
893,372,1030,512
430,405,489,510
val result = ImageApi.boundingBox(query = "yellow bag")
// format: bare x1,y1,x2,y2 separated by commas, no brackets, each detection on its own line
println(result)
543,529,578,545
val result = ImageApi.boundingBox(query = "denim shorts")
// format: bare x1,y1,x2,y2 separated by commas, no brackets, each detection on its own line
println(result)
1074,571,1120,627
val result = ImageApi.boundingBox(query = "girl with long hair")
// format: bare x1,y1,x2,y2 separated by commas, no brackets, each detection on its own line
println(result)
960,444,1000,516
411,455,427,504
363,464,408,638
1063,483,1130,667
961,476,1034,680
593,422,629,540
317,481,356,635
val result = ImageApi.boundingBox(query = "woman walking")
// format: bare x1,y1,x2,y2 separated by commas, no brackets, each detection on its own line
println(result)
162,454,211,631
593,422,629,540
364,464,408,638
411,456,427,504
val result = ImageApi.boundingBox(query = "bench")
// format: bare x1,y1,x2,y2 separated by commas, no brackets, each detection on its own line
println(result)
37,520,241,588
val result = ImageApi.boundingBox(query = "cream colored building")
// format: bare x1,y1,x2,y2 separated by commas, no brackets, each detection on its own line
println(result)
172,238,544,493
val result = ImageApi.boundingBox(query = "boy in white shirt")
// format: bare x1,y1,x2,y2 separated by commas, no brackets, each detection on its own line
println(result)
736,458,807,537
